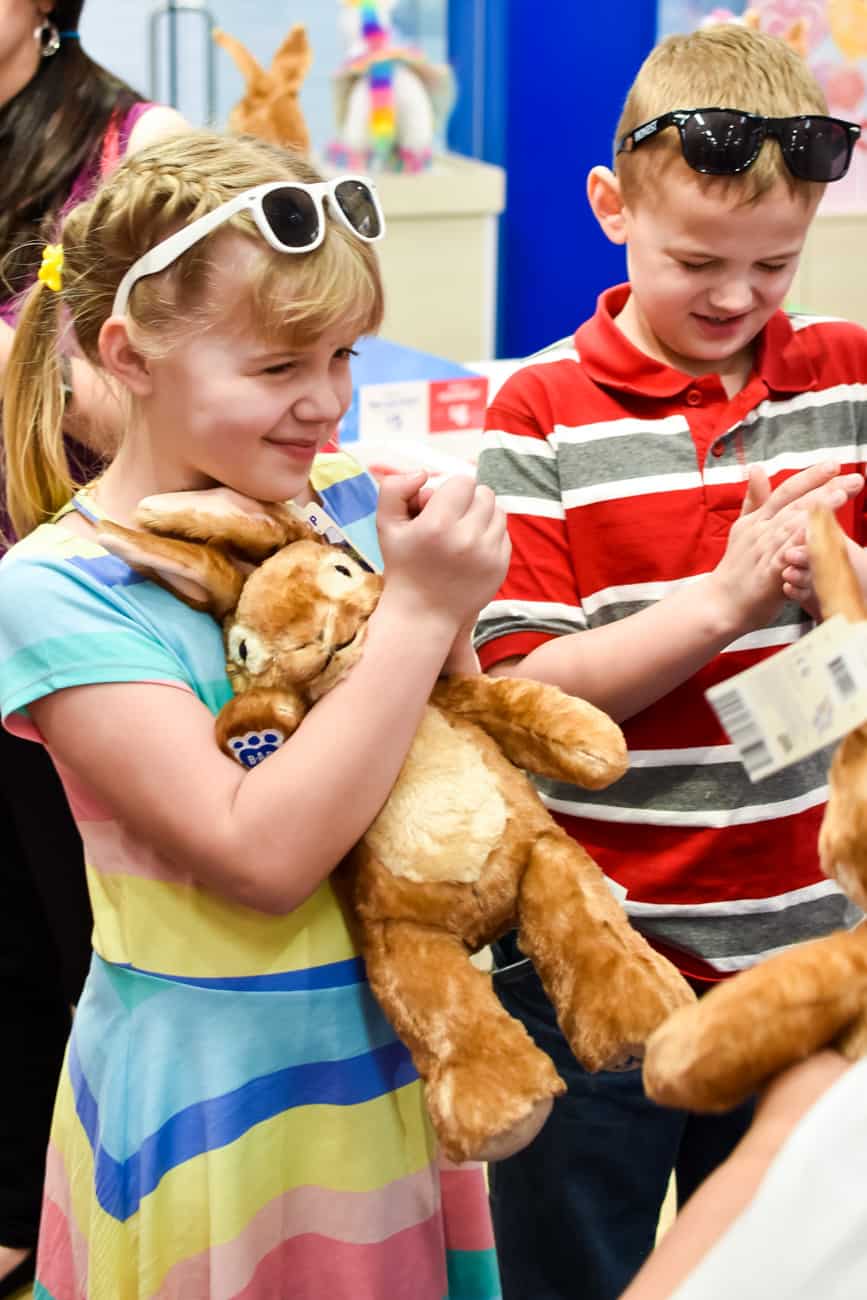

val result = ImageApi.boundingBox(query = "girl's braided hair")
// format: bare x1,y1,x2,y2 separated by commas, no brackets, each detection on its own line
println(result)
3,130,384,538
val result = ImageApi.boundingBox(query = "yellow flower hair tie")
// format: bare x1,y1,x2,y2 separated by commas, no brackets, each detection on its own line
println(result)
38,243,64,293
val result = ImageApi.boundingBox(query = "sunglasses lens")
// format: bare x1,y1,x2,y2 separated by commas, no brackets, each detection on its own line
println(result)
261,188,321,249
333,179,382,240
681,110,762,174
783,118,854,181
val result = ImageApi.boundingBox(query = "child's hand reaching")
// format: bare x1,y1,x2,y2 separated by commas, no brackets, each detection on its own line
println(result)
710,463,863,634
376,470,510,635
781,527,821,619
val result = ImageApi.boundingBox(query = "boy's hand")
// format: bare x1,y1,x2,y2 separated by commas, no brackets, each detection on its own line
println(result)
710,463,863,634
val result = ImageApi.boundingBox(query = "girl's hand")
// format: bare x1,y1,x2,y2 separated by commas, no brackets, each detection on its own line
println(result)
376,471,510,630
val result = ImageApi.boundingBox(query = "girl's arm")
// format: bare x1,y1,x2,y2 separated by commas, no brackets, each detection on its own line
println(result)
30,475,509,914
441,618,481,676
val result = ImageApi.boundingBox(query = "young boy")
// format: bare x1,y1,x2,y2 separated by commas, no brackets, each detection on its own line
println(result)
474,23,867,1300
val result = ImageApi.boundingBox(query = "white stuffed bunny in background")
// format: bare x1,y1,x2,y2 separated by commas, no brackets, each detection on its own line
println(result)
329,0,454,174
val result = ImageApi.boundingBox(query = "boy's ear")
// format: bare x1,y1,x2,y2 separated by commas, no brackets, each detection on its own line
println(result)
586,166,628,246
98,317,153,396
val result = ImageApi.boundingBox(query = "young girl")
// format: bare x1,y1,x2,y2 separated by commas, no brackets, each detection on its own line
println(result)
0,130,506,1300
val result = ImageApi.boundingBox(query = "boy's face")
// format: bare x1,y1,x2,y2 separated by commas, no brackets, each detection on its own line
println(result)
610,164,820,383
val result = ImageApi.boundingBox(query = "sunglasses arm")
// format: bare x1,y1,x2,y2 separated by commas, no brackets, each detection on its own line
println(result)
111,191,251,316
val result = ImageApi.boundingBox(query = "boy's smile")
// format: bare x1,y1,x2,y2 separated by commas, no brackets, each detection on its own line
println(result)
593,164,821,395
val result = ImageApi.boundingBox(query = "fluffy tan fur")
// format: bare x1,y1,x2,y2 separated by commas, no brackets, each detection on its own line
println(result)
213,24,313,153
643,506,867,1113
99,491,694,1163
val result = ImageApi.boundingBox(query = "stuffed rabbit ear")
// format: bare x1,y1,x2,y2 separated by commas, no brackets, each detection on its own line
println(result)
96,521,244,617
808,507,867,624
212,28,267,94
272,24,313,85
135,489,320,560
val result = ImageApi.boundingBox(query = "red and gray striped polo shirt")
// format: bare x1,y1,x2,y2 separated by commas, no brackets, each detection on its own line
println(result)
475,283,867,981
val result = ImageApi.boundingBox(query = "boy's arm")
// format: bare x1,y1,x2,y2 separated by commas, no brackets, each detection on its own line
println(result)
479,383,861,722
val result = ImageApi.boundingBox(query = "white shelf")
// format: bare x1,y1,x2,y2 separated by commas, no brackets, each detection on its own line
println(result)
788,209,867,328
372,152,507,362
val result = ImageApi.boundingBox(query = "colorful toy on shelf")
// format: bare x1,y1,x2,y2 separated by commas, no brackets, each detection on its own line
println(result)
329,0,455,173
828,0,867,62
644,506,867,1114
97,488,695,1165
213,24,313,153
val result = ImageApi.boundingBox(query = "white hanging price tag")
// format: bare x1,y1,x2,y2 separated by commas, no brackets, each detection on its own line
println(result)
706,615,867,781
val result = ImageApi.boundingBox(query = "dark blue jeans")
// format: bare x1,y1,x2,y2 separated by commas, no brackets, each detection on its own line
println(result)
488,935,755,1300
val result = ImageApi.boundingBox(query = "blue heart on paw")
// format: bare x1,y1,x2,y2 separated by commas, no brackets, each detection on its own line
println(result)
227,729,286,769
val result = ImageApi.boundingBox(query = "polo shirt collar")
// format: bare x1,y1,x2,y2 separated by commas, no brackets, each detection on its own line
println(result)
574,283,819,399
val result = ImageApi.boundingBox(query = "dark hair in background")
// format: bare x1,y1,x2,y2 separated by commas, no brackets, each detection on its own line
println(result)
0,1,143,299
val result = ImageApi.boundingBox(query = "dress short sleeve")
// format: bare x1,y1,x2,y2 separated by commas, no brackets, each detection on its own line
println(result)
0,524,230,729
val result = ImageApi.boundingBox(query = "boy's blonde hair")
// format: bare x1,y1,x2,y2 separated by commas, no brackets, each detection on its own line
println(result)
614,24,829,208
3,130,385,538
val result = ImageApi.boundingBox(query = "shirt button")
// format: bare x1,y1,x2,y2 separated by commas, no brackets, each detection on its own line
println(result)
711,442,725,457
686,388,702,406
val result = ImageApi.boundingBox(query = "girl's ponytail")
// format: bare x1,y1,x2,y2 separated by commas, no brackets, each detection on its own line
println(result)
3,274,71,539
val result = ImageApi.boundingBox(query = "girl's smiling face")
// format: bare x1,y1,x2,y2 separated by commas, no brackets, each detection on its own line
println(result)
129,239,358,503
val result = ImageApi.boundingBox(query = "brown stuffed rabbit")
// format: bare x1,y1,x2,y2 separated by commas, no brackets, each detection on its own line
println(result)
213,24,313,153
98,488,695,1163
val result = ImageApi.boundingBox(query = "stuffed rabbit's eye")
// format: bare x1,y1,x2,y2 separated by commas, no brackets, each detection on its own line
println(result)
227,626,270,674
317,556,366,599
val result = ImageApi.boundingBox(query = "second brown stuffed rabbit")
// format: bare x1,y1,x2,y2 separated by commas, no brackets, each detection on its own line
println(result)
644,506,867,1114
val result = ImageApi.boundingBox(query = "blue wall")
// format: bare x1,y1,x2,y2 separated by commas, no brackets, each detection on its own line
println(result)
449,0,658,358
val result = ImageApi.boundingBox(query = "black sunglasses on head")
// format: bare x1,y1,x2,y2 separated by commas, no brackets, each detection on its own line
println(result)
617,108,862,183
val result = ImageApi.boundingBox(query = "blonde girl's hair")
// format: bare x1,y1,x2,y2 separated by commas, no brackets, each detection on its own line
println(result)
3,130,385,538
614,24,829,208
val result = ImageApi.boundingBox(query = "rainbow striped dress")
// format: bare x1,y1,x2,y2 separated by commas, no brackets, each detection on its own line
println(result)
0,454,500,1300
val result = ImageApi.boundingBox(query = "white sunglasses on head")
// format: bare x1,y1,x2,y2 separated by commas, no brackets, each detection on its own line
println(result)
112,175,386,316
